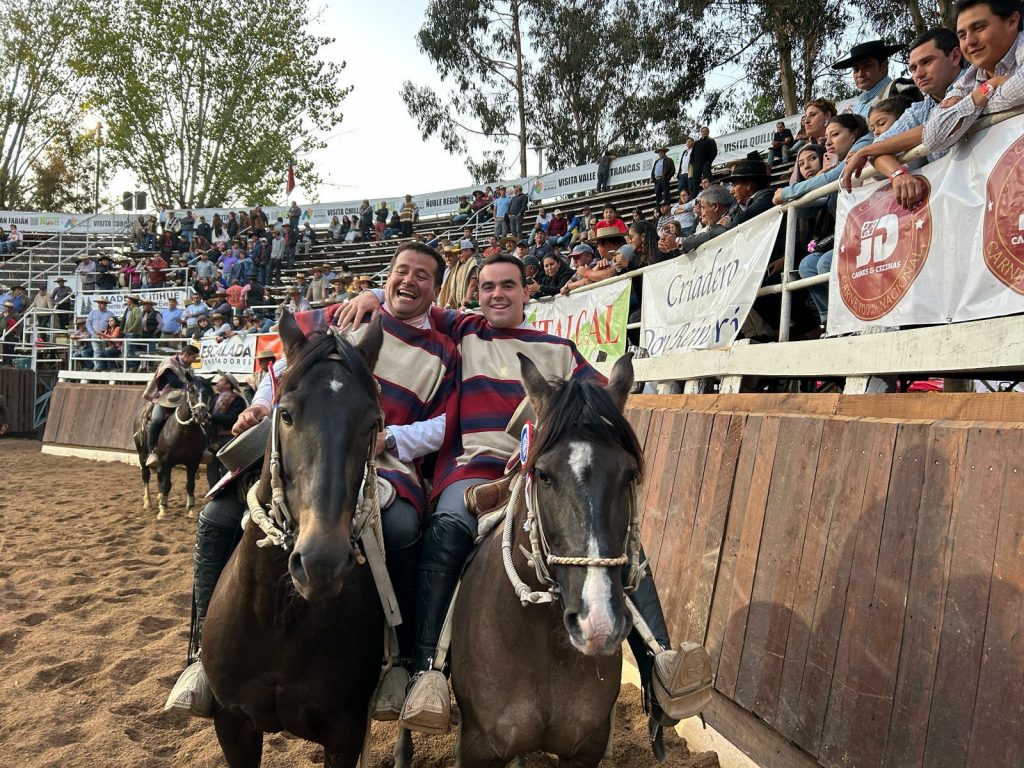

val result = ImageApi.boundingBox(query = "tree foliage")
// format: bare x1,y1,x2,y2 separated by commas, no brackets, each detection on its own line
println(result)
30,126,111,212
466,150,510,184
529,0,716,169
86,0,350,208
403,0,533,177
405,0,716,179
0,0,93,210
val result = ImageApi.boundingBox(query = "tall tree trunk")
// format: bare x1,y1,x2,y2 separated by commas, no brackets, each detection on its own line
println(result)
511,0,528,178
777,34,798,116
907,0,927,34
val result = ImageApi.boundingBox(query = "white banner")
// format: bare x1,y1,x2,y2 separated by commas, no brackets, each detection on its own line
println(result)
76,288,189,318
0,211,131,234
828,115,1024,334
197,334,258,375
640,208,782,356
525,282,631,363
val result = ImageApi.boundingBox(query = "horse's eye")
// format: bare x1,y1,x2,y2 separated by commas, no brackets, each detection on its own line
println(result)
536,469,551,484
279,409,293,426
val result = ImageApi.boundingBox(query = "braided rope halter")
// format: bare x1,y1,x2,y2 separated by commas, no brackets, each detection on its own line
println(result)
501,420,645,606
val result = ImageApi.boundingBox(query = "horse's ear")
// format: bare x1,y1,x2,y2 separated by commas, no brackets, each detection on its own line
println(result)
517,352,551,417
278,310,307,360
355,314,384,373
605,352,634,412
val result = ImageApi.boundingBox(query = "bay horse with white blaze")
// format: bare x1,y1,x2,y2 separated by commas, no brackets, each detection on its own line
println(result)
201,313,386,768
451,352,640,767
135,376,214,519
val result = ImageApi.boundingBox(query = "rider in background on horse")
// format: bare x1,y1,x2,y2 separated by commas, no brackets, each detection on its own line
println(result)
339,253,713,736
166,242,457,719
143,344,201,468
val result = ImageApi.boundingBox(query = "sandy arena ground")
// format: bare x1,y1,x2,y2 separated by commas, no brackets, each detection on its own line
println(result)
0,439,719,767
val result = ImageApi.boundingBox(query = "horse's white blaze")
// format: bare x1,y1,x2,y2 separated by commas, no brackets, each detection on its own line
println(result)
580,536,615,640
568,441,594,485
328,378,344,393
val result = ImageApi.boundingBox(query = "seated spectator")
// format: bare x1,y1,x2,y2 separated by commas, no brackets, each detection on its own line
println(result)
529,230,554,259
537,255,574,297
843,27,968,208
656,202,674,232
774,113,871,205
832,39,904,116
452,195,472,224
547,209,570,246
384,211,402,239
768,121,795,166
592,225,637,282
299,222,317,257
534,207,552,233
523,256,543,297
70,319,92,367
1,225,22,255
723,159,774,226
284,285,311,313
868,95,912,136
470,189,493,221
678,185,736,253
567,207,589,245
672,191,697,235
789,98,837,162
596,204,628,233
328,215,344,242
226,279,246,314
561,243,598,294
194,250,217,282
482,235,502,258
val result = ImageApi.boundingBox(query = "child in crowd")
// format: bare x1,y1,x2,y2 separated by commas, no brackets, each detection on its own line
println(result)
867,96,912,138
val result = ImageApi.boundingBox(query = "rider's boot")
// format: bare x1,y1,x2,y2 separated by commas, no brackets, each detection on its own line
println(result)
627,571,713,725
145,414,162,467
373,535,421,721
164,515,238,717
399,522,475,734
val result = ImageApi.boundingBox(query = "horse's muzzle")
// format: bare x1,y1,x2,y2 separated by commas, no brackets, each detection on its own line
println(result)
288,526,356,601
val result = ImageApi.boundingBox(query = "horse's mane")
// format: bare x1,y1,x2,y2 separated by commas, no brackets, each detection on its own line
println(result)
527,376,644,481
277,331,376,401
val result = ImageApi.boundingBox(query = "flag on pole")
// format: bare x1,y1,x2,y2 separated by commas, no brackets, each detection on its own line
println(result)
286,163,296,196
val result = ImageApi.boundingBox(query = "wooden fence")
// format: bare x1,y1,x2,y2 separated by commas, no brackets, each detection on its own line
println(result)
625,395,1024,768
42,382,142,452
0,367,36,435
37,382,1024,766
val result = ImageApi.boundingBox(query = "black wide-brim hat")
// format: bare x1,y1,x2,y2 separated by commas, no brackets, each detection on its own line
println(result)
832,39,903,69
722,159,771,184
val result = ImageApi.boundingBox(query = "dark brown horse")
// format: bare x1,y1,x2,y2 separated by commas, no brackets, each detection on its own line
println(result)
134,376,213,519
446,352,640,768
201,313,386,768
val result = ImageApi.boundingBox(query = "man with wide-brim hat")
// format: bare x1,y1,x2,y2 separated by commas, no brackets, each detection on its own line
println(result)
651,145,677,208
832,39,904,116
500,234,518,252
721,158,775,226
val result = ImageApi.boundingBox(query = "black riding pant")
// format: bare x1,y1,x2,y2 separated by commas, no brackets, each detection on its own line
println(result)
147,404,168,451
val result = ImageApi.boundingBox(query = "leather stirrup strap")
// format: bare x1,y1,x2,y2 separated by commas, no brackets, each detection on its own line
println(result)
431,580,461,671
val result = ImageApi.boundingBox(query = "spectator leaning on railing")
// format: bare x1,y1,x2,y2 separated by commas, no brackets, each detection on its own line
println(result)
923,0,1024,152
842,28,968,207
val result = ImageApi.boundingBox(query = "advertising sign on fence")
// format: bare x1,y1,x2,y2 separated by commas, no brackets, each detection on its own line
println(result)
76,288,189,318
828,115,1024,334
526,282,631,363
640,208,782,356
0,211,131,234
198,334,259,375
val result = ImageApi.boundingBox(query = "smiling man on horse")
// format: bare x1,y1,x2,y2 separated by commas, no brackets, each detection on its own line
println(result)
165,242,457,719
143,344,202,468
339,253,713,738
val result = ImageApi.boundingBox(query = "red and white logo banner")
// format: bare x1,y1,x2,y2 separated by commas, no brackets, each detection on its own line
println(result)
829,115,1024,334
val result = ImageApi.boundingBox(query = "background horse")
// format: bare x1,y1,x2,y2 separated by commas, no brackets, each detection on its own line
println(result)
134,375,213,519
0,393,8,435
201,313,387,768
446,352,640,768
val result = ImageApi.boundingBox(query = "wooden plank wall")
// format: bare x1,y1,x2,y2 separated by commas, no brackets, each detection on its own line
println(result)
42,382,143,451
626,398,1024,768
0,367,35,434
